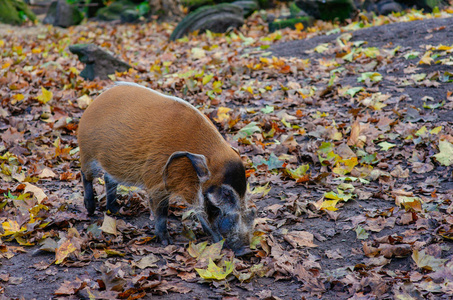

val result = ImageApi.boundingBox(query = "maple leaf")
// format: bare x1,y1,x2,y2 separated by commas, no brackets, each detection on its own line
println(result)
249,182,272,196
189,240,224,262
286,164,310,182
1,220,26,237
195,258,233,280
357,72,382,83
55,238,77,264
433,141,453,166
213,107,231,123
378,141,396,151
419,51,434,65
37,86,53,104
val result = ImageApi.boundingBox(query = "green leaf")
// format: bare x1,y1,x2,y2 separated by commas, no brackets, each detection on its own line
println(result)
345,87,364,97
404,51,420,59
286,164,309,182
260,105,274,114
357,72,382,83
250,182,271,196
433,141,453,166
234,122,261,140
363,47,380,58
412,249,447,271
314,43,329,53
355,225,369,240
378,142,396,151
202,74,213,85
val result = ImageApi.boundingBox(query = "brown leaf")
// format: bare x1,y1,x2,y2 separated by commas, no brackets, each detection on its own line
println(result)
54,280,86,295
100,214,118,236
23,182,47,203
284,231,317,248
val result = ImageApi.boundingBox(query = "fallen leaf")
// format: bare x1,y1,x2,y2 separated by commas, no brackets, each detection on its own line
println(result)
24,183,47,203
100,214,118,236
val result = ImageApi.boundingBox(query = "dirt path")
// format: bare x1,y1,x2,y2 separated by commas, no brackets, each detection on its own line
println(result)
1,12,452,300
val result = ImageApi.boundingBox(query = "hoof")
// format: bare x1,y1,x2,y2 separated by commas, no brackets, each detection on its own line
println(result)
106,201,120,214
157,232,173,246
84,198,96,215
232,246,252,257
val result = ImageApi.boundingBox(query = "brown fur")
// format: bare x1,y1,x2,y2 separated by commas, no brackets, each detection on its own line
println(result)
78,84,242,213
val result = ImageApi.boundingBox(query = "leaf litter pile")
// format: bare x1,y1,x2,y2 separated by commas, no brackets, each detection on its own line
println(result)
1,6,453,299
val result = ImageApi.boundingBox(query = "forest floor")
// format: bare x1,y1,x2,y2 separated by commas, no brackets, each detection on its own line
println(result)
0,7,453,300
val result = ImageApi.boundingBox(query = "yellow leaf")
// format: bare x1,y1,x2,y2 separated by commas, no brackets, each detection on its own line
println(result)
188,241,208,258
314,43,329,53
213,107,231,123
195,258,233,280
104,248,125,256
259,57,270,65
295,22,304,31
419,51,434,65
320,199,339,211
415,126,427,136
77,95,92,109
202,74,213,85
37,87,53,104
250,182,271,196
432,45,453,51
189,240,224,262
100,214,118,235
55,238,77,264
0,40,4,47
191,47,206,59
395,196,422,212
13,94,24,101
1,220,25,236
246,86,254,94
430,126,442,134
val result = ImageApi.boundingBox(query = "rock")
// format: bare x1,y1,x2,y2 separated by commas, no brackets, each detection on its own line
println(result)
231,0,259,17
268,15,314,32
96,0,136,21
120,9,141,23
170,3,244,41
181,0,214,11
43,0,82,28
86,0,105,18
377,0,402,15
398,0,447,12
148,0,184,20
69,44,132,81
0,0,36,25
296,0,356,21
289,1,307,17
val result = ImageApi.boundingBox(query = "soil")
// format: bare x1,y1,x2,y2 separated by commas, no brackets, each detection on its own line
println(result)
1,15,453,300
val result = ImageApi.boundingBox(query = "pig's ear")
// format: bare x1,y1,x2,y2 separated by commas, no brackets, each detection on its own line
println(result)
205,185,240,213
163,151,210,189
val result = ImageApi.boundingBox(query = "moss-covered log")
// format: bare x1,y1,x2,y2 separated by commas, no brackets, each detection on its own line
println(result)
0,0,36,25
170,3,244,41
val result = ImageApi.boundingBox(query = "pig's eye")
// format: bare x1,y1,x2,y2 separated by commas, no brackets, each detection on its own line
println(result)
218,214,239,233
219,217,232,232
